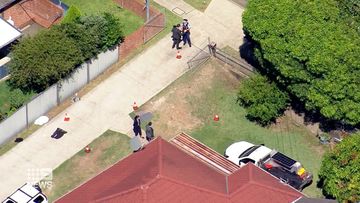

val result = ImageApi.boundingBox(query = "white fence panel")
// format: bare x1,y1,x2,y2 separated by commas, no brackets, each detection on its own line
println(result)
27,85,58,124
89,47,118,80
59,63,88,102
0,106,27,144
98,47,119,73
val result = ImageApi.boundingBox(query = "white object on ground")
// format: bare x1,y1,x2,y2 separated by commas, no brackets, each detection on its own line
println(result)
34,116,49,125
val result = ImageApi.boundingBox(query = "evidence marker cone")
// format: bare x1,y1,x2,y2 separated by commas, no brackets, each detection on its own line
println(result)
213,114,219,121
176,51,182,59
64,113,70,122
85,146,91,153
133,102,139,111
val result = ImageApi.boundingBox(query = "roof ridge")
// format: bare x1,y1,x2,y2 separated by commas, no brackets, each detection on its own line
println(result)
159,137,163,174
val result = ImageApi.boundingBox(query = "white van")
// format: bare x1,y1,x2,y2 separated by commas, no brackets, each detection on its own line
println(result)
2,183,48,203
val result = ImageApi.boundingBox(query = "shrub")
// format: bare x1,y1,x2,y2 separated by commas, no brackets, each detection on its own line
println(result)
55,22,98,60
61,5,81,24
79,13,124,52
8,28,83,93
319,133,360,202
237,74,289,125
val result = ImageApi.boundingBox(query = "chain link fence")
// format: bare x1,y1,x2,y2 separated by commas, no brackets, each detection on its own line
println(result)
115,0,166,58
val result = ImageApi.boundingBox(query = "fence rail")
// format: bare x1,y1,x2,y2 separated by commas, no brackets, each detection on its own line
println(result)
0,47,118,145
208,43,255,77
187,45,211,69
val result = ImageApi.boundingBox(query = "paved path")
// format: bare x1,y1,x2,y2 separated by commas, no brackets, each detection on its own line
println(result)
0,0,244,198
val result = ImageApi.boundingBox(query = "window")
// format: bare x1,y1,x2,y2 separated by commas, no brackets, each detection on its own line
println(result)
238,146,260,158
239,158,255,165
33,195,45,203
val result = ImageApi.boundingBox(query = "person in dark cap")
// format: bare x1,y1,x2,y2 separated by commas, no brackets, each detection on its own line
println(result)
145,122,154,142
171,24,182,50
182,19,191,47
133,115,143,138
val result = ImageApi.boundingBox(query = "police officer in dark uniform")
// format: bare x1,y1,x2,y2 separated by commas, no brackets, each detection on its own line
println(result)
171,24,182,50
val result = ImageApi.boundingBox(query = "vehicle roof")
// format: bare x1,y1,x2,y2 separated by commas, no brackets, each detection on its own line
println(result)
244,145,272,163
19,184,39,197
9,190,31,203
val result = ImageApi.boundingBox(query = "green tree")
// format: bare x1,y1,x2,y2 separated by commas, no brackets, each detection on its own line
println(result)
336,0,360,32
319,133,360,202
8,29,83,93
78,13,124,52
61,5,81,24
102,12,125,47
243,0,360,125
237,74,289,125
54,22,98,60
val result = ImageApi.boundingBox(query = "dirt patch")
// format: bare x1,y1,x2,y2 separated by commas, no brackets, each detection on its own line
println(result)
140,59,241,140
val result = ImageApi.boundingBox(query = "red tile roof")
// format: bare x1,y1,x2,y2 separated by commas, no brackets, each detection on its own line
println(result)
3,0,63,29
56,137,303,203
3,3,32,28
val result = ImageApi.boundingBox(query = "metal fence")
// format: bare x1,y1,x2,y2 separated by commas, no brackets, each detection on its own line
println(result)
116,0,166,59
208,43,255,77
187,45,212,69
0,47,118,145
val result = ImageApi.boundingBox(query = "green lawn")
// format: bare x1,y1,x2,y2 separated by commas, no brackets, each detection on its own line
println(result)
43,130,131,202
0,81,34,115
188,69,324,197
0,81,11,113
62,0,144,35
184,0,212,12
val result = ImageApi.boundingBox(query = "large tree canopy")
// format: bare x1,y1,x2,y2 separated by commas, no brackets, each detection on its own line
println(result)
243,0,360,125
319,133,360,202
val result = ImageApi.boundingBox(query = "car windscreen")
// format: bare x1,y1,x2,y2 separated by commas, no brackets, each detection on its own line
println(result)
238,145,260,158
33,195,45,203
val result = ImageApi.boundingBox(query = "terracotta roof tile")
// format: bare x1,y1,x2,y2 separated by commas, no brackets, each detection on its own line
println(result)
2,0,63,29
3,4,32,29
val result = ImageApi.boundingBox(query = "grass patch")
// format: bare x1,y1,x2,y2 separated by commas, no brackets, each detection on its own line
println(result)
184,0,212,12
43,130,131,202
0,81,34,114
61,0,144,35
221,45,241,60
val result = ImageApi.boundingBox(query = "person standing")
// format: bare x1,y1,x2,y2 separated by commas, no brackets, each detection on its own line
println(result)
133,115,143,138
171,24,182,50
145,122,154,142
182,19,191,47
